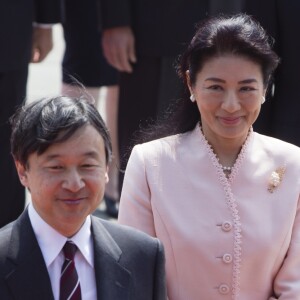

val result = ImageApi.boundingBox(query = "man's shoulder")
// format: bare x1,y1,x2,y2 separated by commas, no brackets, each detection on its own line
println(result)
0,211,32,261
0,222,14,266
90,219,166,298
94,217,158,242
92,217,164,278
0,222,14,245
91,217,162,254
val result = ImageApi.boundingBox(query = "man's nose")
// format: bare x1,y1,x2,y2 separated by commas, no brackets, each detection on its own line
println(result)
221,92,241,113
62,169,85,192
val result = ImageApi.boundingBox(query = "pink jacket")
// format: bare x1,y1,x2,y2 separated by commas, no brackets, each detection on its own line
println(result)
119,126,300,300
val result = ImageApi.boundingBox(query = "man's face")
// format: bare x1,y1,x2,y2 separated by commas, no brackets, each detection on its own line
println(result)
16,125,108,237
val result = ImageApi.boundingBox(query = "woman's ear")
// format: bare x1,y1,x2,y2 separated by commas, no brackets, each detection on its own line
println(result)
262,87,268,104
186,70,193,94
15,161,29,188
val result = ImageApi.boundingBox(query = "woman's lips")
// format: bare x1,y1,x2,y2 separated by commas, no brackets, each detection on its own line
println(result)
218,116,241,125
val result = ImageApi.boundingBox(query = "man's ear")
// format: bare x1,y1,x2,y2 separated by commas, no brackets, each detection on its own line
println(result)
15,161,29,188
105,166,109,184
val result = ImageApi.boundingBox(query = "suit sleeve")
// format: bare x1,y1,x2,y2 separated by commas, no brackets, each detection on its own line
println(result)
269,194,300,299
34,0,61,23
153,239,167,300
119,145,157,238
101,0,132,29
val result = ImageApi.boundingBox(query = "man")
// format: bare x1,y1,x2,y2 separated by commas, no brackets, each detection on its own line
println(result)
0,0,61,227
0,96,166,299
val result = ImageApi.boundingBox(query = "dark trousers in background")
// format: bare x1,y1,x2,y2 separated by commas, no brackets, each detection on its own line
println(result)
0,67,27,228
118,56,184,192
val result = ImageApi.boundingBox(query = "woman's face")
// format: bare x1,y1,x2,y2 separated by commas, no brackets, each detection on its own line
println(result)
188,55,266,145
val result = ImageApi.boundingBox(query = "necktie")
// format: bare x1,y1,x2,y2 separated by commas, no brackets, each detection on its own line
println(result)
60,241,82,300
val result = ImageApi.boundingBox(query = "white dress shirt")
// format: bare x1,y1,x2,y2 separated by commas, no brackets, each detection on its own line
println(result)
28,203,97,300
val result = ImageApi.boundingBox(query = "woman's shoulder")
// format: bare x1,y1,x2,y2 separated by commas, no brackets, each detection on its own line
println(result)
254,132,300,150
134,130,193,154
253,132,300,160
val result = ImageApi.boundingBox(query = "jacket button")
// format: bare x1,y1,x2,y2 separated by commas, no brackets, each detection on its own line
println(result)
218,284,230,295
222,253,232,264
221,221,232,232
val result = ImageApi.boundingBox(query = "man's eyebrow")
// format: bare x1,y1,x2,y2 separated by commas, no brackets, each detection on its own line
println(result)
204,78,258,84
44,151,100,160
44,154,60,160
82,151,101,158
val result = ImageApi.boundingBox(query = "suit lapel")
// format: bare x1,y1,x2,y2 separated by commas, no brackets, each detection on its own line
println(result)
4,210,54,300
91,217,131,300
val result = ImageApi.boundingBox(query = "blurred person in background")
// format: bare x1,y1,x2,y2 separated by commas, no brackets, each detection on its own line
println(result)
61,0,119,217
0,0,60,228
101,0,209,192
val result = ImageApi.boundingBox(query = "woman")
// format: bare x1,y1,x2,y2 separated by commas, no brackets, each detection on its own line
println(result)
118,14,300,299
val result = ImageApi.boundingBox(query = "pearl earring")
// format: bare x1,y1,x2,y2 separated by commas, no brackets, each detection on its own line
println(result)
190,94,196,102
262,96,266,104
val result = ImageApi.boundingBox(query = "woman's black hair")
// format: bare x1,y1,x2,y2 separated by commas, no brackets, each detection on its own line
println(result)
135,13,280,144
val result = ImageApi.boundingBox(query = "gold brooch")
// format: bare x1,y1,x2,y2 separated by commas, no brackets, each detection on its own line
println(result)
268,166,286,193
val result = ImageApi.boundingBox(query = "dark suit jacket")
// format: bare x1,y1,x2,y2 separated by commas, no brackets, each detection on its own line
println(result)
0,0,61,229
0,210,166,299
243,0,300,146
269,0,300,145
101,0,209,57
0,0,61,71
238,0,277,137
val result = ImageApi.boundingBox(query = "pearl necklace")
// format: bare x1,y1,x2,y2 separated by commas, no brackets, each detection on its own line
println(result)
198,123,252,176
221,165,233,173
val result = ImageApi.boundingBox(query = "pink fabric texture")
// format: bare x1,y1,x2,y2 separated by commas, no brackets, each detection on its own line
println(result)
119,125,300,300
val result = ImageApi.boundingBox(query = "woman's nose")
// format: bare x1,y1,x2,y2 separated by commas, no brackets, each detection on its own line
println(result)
221,92,241,113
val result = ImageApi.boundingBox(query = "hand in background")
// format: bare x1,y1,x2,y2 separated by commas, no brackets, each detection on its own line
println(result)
31,27,53,63
102,26,137,73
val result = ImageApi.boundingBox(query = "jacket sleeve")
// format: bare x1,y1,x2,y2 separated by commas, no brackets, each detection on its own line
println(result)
119,145,157,238
154,239,167,300
34,0,61,23
101,0,132,29
270,194,300,299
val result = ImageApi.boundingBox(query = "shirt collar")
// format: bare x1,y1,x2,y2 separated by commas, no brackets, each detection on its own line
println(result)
28,203,94,268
